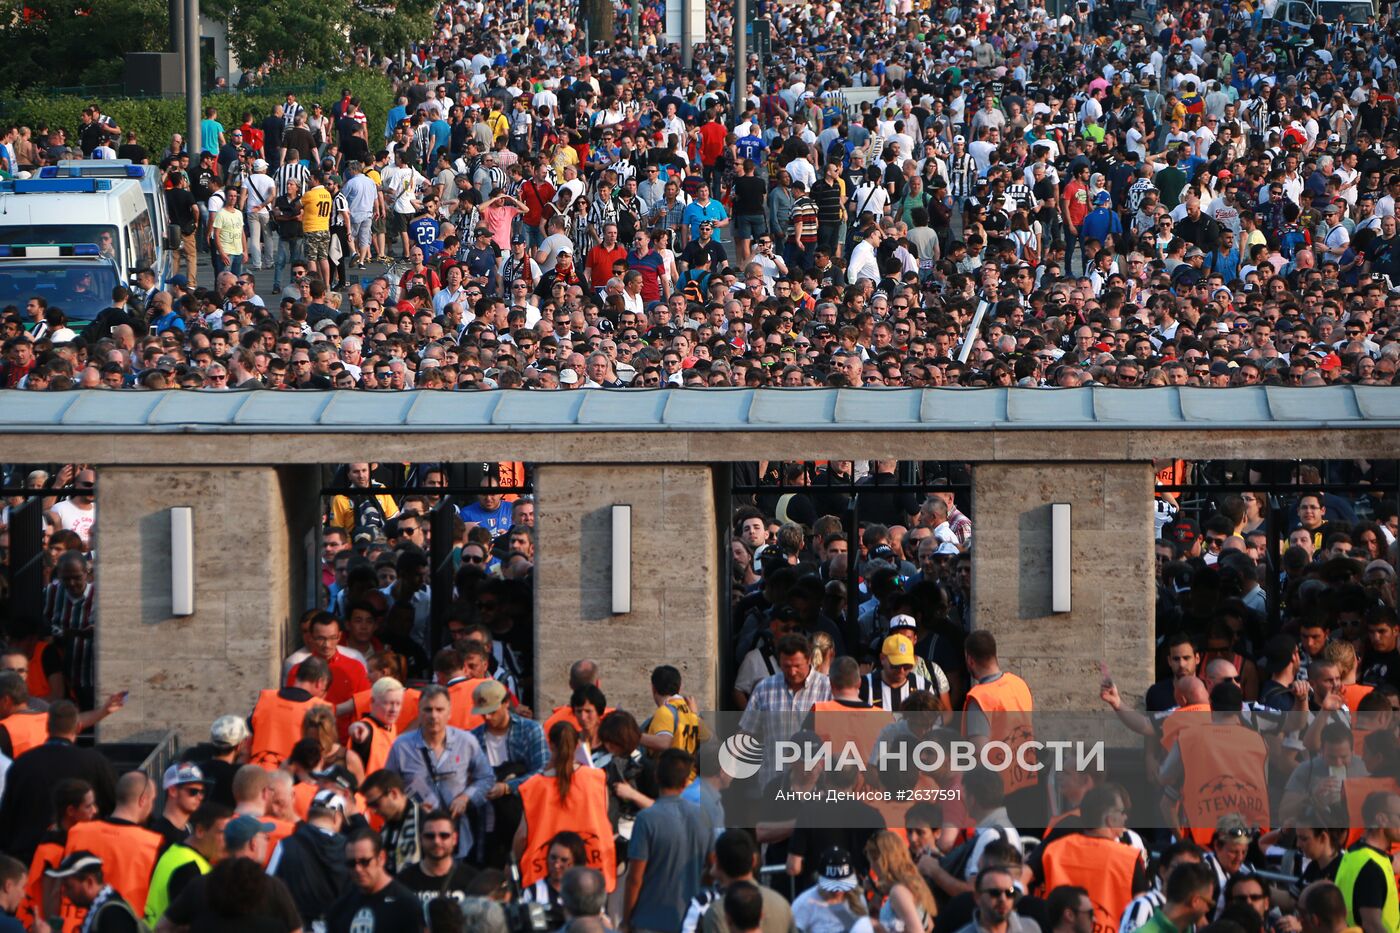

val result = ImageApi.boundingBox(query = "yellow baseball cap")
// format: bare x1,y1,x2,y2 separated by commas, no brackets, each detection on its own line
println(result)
881,634,916,667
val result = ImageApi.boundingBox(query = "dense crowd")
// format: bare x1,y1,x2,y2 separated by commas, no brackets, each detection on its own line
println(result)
1,0,1400,927
3,0,1400,391
1,453,1400,933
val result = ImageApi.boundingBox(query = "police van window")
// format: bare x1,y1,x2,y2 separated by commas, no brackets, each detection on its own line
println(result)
0,224,119,249
130,212,157,271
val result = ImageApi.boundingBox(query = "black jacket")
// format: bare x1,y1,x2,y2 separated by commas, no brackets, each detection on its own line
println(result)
272,820,350,926
0,738,117,863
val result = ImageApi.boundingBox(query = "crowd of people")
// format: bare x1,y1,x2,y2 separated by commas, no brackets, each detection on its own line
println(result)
0,452,1399,933
3,0,1400,392
0,0,1399,926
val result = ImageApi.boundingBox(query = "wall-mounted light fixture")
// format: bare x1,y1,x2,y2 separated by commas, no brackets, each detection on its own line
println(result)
171,507,194,616
1051,502,1071,613
611,505,631,614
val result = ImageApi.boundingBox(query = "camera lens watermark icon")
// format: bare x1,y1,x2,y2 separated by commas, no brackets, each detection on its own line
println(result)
718,732,764,780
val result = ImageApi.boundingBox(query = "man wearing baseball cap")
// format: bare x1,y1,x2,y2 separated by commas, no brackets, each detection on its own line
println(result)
862,634,937,711
790,846,863,930
149,763,208,848
46,851,141,932
470,678,547,866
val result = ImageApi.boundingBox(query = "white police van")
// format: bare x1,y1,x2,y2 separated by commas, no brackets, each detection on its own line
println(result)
39,160,171,264
0,176,158,326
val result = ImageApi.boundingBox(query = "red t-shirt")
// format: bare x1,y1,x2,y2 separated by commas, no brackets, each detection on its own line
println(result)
521,179,556,227
586,243,627,286
698,122,726,166
288,654,369,707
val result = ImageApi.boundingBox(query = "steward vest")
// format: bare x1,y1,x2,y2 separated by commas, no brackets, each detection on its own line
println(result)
1177,722,1269,846
810,700,893,770
356,714,396,776
446,677,490,731
965,672,1037,794
1159,703,1209,751
249,689,332,768
292,781,317,820
2,710,49,758
1342,776,1400,847
27,641,51,700
22,835,85,932
352,686,421,734
1040,833,1140,933
144,843,210,924
519,767,617,891
1342,683,1373,715
1337,842,1400,931
64,818,162,914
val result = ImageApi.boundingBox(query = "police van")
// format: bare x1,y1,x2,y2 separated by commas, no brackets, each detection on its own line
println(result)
0,176,159,325
39,160,171,262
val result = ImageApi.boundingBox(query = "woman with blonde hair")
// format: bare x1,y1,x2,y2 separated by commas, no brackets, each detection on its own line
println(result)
865,830,937,932
811,630,836,675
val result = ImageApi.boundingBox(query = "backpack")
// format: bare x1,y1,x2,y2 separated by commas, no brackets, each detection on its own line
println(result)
1279,224,1310,260
681,269,711,303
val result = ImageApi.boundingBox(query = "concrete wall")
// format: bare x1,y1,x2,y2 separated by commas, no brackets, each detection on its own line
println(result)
532,464,720,718
95,466,319,743
970,462,1155,716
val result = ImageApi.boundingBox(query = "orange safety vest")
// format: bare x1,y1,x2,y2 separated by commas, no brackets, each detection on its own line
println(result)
1343,776,1400,847
811,700,894,768
519,768,617,892
446,678,490,731
1159,703,1210,751
27,641,51,700
2,710,49,758
64,819,161,914
264,816,297,866
498,461,527,502
356,715,396,777
1045,807,1080,836
1177,722,1270,846
964,672,1037,794
22,836,85,932
292,781,318,821
1342,683,1374,714
352,686,421,734
249,689,332,769
1040,833,1141,933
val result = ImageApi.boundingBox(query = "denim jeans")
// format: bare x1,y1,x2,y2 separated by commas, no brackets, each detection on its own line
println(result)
274,236,305,289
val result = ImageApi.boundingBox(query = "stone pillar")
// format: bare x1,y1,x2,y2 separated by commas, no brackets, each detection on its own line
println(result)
533,464,719,717
970,462,1155,714
95,465,320,743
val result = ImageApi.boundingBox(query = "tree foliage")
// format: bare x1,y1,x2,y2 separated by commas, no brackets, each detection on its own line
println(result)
221,0,358,73
0,0,170,90
351,0,436,58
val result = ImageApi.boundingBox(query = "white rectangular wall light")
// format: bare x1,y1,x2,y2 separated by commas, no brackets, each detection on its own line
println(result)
611,505,631,614
1051,503,1071,613
171,507,194,616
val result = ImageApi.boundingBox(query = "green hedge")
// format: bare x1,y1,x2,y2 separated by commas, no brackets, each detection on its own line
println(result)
0,68,395,157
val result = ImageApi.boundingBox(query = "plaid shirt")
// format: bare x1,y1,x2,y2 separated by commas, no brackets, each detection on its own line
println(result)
45,581,94,690
470,713,549,792
740,668,831,782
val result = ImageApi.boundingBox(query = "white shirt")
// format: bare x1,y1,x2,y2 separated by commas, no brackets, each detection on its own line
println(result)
785,157,817,189
846,239,881,284
50,499,96,547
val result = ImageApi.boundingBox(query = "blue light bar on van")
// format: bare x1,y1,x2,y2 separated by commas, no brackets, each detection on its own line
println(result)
39,165,144,179
0,244,106,258
10,178,112,193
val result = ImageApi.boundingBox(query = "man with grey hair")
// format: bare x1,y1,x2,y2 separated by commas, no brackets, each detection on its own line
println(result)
560,866,609,928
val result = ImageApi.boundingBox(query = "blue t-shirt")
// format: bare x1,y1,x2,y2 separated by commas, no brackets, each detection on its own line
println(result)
458,500,514,536
735,134,766,163
200,119,224,157
629,796,715,931
681,199,728,238
408,217,441,256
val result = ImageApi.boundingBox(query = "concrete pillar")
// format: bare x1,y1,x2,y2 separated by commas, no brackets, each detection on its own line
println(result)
533,464,719,717
95,465,320,742
970,462,1155,714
